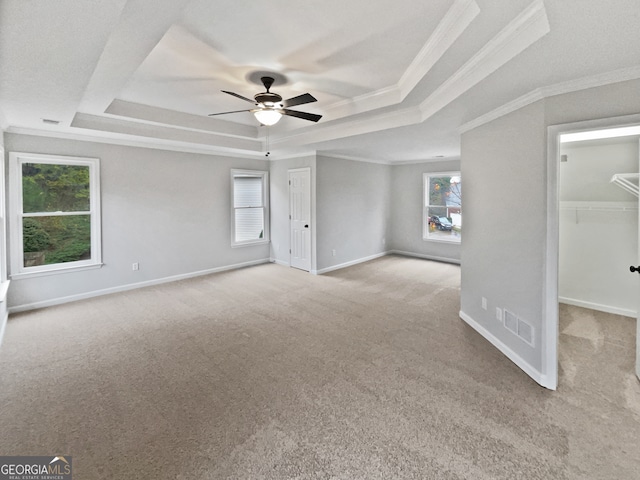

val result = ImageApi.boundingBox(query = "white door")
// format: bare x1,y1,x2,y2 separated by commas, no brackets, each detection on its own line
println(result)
289,168,311,271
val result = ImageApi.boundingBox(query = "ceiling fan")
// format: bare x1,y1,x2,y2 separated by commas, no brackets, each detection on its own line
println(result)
208,76,322,126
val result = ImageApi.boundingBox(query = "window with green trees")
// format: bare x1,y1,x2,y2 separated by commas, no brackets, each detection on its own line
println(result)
10,153,101,275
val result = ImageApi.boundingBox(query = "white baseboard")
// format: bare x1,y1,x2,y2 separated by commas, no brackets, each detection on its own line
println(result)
559,296,637,318
459,310,554,390
315,251,390,275
314,249,460,275
9,258,272,313
390,250,460,265
270,258,290,267
0,280,10,349
0,307,7,349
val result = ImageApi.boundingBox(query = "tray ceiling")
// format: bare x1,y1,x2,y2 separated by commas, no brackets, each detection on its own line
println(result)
1,0,639,162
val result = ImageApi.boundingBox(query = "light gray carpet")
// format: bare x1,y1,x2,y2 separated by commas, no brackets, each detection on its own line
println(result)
0,255,638,479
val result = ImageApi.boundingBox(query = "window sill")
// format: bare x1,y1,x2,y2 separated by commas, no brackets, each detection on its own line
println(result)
10,262,104,280
422,237,461,245
231,240,270,248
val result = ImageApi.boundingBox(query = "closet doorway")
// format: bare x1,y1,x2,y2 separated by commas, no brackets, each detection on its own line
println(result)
549,117,640,388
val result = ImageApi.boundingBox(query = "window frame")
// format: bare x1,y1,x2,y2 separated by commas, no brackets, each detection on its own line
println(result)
423,171,462,244
9,152,102,278
230,169,270,247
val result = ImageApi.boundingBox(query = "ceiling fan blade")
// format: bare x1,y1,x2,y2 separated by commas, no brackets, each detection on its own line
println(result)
281,108,322,123
282,93,317,108
208,109,252,117
221,90,256,104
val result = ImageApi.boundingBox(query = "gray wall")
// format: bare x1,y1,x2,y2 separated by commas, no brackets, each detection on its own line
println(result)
269,154,317,270
461,101,547,372
316,155,391,272
390,160,461,263
461,78,640,382
3,133,460,310
4,133,270,310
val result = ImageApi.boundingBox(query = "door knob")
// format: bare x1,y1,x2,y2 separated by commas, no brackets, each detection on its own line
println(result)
631,266,640,274
304,224,309,228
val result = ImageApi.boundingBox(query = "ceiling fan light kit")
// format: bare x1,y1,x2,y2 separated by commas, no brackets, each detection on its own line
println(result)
252,108,282,126
209,76,322,127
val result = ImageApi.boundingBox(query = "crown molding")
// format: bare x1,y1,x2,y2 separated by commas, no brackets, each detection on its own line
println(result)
321,0,479,122
459,89,544,133
272,0,549,149
316,152,394,165
419,0,549,121
271,105,422,149
460,65,640,134
393,157,461,166
399,0,480,98
265,150,318,162
541,64,640,99
77,0,193,115
71,112,262,153
4,126,267,160
105,100,258,139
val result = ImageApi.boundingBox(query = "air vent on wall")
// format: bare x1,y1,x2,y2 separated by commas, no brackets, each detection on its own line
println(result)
504,309,518,334
503,309,535,347
517,318,534,346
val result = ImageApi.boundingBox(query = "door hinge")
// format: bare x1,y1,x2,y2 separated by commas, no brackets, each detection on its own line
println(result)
289,249,291,254
289,180,291,185
289,215,291,219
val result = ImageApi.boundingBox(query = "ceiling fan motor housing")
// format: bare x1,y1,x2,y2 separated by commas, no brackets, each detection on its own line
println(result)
254,92,282,105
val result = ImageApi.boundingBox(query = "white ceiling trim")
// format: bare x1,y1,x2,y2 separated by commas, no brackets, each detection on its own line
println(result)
315,152,393,165
398,0,480,98
272,106,422,149
71,113,263,153
106,100,258,139
271,0,549,149
5,126,269,160
418,0,549,120
77,0,193,115
459,64,640,134
9,0,549,160
321,0,479,122
393,157,461,166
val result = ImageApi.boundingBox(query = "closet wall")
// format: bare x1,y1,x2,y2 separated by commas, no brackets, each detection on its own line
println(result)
559,138,639,317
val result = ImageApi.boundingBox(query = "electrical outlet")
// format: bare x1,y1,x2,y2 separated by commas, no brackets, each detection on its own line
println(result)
132,262,139,271
495,307,502,322
332,249,336,256
482,297,487,310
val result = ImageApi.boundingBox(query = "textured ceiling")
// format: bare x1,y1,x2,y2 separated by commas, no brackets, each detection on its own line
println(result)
1,0,639,162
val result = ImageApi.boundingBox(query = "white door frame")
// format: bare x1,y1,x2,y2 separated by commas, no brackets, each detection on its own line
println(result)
546,112,640,389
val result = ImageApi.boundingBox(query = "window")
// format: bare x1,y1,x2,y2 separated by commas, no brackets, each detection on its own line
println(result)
424,172,461,243
10,153,102,277
231,169,269,246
